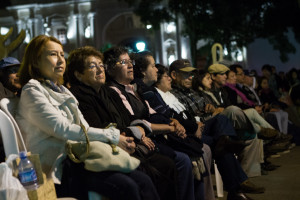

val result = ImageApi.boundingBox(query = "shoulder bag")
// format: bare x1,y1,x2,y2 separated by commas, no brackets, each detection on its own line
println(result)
65,123,140,173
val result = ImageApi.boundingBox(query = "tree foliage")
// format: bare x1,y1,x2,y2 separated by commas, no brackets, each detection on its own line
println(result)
121,0,300,63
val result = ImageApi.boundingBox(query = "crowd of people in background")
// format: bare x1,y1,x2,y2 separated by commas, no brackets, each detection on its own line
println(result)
0,34,299,200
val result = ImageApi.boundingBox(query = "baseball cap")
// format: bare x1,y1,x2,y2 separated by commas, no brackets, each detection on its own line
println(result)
169,59,196,73
208,63,229,74
0,57,20,70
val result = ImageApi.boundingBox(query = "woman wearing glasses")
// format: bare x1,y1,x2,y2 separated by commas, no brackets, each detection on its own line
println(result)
16,35,158,200
104,46,197,200
66,46,179,200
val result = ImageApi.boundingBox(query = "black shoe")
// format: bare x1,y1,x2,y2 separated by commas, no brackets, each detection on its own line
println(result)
265,141,290,154
240,180,265,194
258,127,279,140
227,191,254,200
214,136,248,157
262,162,280,171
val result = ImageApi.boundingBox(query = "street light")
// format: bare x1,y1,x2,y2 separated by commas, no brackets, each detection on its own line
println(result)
136,41,146,52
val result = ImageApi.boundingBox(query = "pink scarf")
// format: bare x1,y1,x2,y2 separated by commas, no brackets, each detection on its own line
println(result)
225,83,255,106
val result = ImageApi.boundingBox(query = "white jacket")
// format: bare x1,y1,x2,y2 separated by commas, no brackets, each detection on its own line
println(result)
16,79,120,183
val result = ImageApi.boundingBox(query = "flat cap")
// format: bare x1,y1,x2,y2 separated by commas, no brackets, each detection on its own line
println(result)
208,63,229,74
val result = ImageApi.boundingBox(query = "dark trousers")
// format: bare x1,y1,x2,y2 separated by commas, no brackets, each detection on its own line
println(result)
137,152,179,200
154,141,196,200
201,115,248,192
56,158,159,200
215,153,248,192
202,114,236,146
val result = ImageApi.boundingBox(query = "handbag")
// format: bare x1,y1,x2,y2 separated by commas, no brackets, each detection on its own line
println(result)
65,122,140,173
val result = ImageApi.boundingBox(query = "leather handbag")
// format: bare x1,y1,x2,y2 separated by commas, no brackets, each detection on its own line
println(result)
65,123,140,173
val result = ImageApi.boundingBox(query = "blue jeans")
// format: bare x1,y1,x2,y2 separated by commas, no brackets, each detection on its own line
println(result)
174,151,195,200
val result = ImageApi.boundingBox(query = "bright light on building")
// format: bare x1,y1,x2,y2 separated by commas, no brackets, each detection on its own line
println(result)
237,51,243,61
0,27,9,35
146,25,152,29
85,25,91,38
24,30,31,43
224,47,228,56
166,22,176,33
168,54,175,65
136,42,146,52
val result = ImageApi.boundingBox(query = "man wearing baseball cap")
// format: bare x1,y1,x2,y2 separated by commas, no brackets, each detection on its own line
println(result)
170,59,264,199
0,57,21,96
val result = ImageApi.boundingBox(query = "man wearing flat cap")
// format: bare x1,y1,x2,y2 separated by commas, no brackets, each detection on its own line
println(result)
208,63,231,107
169,60,265,198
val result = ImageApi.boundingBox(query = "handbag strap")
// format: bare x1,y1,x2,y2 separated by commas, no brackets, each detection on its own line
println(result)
65,122,91,163
80,121,91,156
81,122,120,154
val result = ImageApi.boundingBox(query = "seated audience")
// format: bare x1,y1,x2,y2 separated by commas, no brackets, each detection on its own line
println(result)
103,46,198,200
66,46,179,200
165,59,266,198
16,35,159,200
132,51,214,200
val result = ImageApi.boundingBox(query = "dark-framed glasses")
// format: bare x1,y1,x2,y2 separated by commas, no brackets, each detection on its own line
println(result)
116,59,135,66
88,63,106,71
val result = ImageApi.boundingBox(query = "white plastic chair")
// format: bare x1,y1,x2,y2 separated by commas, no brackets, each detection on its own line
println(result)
0,97,27,153
0,109,21,157
214,161,224,197
0,98,105,200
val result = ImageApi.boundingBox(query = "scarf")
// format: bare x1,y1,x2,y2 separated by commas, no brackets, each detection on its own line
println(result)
44,80,65,93
225,83,255,106
155,87,187,117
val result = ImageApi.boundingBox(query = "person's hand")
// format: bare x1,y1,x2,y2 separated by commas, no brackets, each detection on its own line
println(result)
118,134,136,154
170,118,186,139
213,107,224,116
141,136,155,151
204,104,215,114
136,125,146,138
195,122,205,138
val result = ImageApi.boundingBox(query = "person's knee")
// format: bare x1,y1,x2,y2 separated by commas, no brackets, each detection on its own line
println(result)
227,105,243,113
174,151,192,169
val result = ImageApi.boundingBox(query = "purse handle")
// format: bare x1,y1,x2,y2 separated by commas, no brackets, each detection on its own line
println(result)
65,122,91,163
66,122,119,164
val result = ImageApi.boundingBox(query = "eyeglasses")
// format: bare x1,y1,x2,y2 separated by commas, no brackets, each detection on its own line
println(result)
116,59,135,66
88,63,106,71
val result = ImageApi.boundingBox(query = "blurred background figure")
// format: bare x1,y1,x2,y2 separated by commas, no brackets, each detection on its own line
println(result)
0,57,22,96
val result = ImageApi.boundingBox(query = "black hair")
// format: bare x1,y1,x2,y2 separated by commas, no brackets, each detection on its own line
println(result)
154,63,169,86
229,64,243,74
192,69,209,91
133,51,153,79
